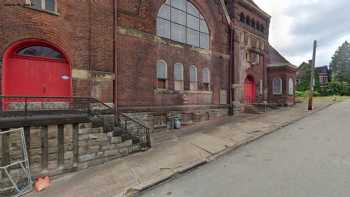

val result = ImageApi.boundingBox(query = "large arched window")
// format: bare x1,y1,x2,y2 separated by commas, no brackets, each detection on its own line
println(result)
157,0,210,49
157,60,168,89
189,65,198,90
174,63,184,91
288,78,294,96
272,78,283,95
202,68,210,91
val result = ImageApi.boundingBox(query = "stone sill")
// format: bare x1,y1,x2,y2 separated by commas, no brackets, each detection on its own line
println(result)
119,104,230,113
25,6,60,16
155,89,213,95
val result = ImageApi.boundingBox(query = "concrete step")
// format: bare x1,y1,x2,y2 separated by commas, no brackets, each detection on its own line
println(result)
244,105,263,114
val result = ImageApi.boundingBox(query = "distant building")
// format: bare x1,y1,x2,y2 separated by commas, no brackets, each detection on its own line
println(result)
315,66,331,86
297,61,331,88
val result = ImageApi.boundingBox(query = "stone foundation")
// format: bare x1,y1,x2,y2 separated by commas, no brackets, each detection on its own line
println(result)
124,107,229,133
0,122,140,180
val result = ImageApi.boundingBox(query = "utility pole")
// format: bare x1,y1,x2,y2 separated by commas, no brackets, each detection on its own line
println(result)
308,40,317,111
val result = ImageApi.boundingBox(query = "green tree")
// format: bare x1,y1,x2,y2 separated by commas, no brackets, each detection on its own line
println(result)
330,41,350,82
297,62,320,92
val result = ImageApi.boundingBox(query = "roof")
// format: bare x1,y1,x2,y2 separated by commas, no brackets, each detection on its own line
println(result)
267,46,297,70
240,0,271,18
315,66,329,74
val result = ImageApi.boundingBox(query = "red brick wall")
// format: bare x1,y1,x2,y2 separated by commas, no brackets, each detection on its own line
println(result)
1,0,230,108
0,0,114,103
230,0,270,104
267,67,296,106
116,0,230,107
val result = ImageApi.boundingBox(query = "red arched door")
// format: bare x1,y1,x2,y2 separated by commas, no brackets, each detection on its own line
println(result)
2,41,71,98
244,76,256,104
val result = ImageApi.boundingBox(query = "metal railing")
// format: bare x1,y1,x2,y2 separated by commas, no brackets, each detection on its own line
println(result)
118,113,152,149
0,95,152,148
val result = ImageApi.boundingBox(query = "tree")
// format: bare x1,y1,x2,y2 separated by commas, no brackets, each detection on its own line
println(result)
330,41,350,82
297,62,320,92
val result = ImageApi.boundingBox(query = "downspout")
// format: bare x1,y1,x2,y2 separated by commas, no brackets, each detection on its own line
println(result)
88,0,93,96
219,0,235,116
113,0,118,115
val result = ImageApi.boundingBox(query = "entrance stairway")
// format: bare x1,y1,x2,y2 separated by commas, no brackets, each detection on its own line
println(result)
0,95,151,154
244,102,280,114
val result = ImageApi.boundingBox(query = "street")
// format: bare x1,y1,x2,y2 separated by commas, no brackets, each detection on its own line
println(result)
141,100,350,197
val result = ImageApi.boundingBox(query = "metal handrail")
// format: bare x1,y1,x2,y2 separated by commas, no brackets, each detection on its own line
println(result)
0,95,152,148
118,113,152,148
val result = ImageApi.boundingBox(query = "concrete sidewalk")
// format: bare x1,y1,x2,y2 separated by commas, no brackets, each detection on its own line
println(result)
26,101,334,197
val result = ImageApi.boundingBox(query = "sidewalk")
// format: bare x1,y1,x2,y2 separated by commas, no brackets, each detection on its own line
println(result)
26,101,334,197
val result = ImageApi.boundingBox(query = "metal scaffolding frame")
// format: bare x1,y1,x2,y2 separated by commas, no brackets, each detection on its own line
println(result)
0,128,32,197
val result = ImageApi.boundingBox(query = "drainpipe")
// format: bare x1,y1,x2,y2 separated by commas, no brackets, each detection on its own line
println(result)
113,0,118,115
219,0,235,116
88,0,93,96
229,26,235,116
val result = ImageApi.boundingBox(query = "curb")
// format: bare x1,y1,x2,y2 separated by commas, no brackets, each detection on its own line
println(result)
124,102,336,197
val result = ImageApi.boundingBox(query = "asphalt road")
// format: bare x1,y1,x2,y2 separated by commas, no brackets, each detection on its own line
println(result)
141,101,350,197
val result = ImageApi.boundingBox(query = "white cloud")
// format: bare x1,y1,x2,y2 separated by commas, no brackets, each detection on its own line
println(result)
254,0,350,67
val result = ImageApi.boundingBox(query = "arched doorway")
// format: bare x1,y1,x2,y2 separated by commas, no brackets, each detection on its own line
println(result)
2,39,72,98
244,76,256,104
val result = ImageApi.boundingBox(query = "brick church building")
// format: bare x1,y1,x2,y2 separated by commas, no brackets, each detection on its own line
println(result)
0,0,298,180
0,0,296,129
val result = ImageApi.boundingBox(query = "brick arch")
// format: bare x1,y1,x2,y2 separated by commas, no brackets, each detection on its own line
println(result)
2,38,72,97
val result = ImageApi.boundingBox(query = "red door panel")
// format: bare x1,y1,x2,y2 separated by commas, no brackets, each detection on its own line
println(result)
4,57,71,97
244,78,256,104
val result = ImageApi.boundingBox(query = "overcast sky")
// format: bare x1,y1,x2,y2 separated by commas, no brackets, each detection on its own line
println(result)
254,0,350,67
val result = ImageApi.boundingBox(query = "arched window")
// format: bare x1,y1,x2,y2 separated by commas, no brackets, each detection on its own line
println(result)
261,25,265,33
272,78,283,95
251,19,256,28
240,13,245,23
28,0,57,12
156,0,210,49
17,45,64,59
288,78,294,95
246,16,251,26
256,22,260,31
189,65,198,90
202,68,210,91
157,60,168,89
174,63,184,91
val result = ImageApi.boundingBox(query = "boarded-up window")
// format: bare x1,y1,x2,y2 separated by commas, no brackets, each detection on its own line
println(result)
202,68,210,91
273,78,283,95
220,90,227,104
190,65,198,90
157,60,167,89
288,78,294,95
174,63,184,90
156,0,210,49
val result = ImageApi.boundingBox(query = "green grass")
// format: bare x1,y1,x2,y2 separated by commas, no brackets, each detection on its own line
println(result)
296,96,350,103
